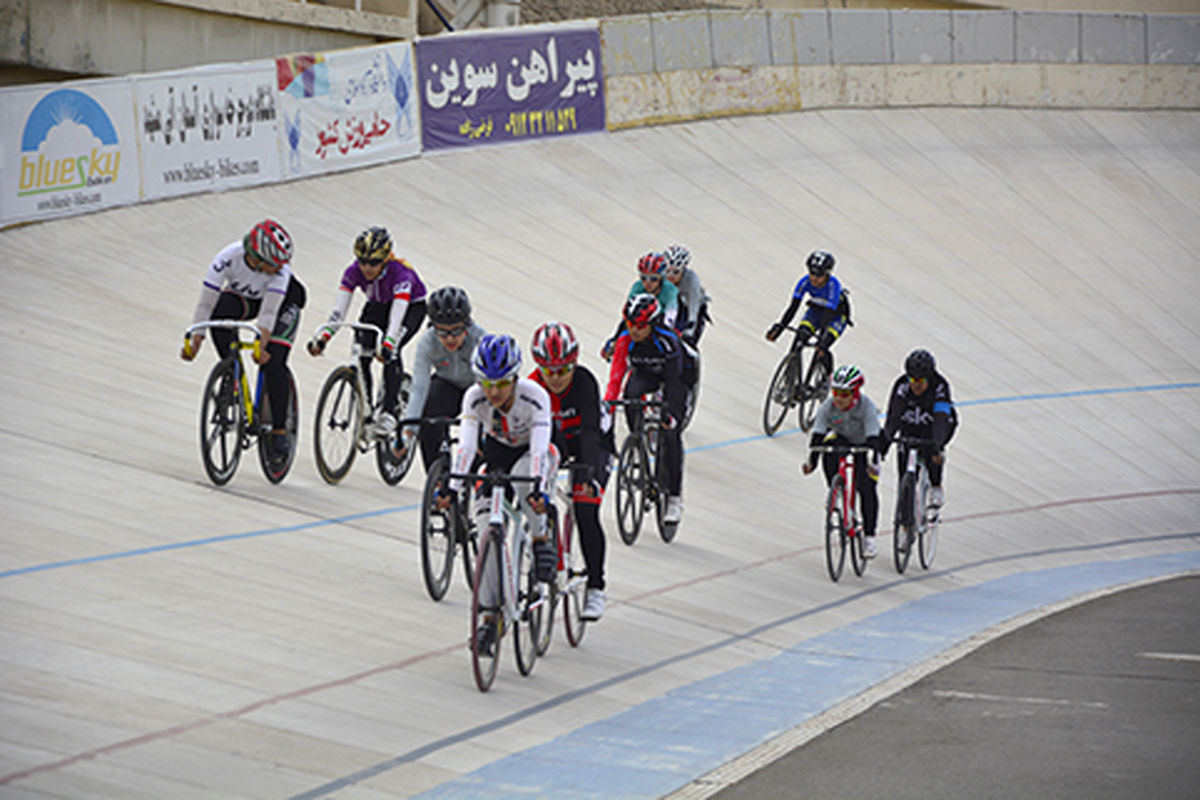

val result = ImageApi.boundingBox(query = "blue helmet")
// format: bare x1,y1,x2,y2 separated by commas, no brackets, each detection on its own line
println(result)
472,334,522,382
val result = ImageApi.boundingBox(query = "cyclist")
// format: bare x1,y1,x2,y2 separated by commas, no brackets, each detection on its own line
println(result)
181,218,306,462
801,365,884,558
604,294,687,524
397,286,486,470
764,249,850,385
882,348,959,517
663,244,712,348
440,334,559,656
529,321,615,621
306,226,427,447
601,251,679,361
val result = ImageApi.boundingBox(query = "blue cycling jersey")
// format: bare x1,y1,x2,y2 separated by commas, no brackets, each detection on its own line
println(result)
792,274,845,310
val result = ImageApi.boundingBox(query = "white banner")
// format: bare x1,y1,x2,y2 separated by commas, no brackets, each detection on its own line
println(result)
135,61,282,200
275,42,421,179
1,79,140,227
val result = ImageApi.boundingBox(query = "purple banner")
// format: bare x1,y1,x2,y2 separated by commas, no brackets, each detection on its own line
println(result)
417,27,604,151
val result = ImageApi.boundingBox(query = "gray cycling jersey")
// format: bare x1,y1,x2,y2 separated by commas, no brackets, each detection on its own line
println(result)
403,322,486,435
812,394,881,444
676,270,710,335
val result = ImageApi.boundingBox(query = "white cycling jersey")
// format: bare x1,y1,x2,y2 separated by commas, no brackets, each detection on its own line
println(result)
191,240,293,332
449,377,554,493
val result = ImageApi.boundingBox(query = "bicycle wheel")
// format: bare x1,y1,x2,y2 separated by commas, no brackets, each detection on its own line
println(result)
561,506,588,647
419,456,455,601
615,435,646,545
893,473,915,575
257,367,298,484
918,472,939,570
513,536,540,677
680,347,701,433
799,355,828,432
470,528,502,692
762,351,798,436
199,357,244,486
654,443,677,544
824,476,847,582
460,515,479,592
534,507,558,657
375,378,417,486
314,366,363,484
849,524,867,577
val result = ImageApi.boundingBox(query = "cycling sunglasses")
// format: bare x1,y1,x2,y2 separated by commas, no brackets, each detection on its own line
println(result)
832,388,854,398
435,325,468,339
479,377,514,390
540,364,574,378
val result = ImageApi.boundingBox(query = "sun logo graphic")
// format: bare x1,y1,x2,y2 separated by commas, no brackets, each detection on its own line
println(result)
18,88,123,196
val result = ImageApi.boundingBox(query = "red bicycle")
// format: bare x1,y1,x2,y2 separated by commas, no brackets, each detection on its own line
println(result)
535,462,593,656
811,444,875,582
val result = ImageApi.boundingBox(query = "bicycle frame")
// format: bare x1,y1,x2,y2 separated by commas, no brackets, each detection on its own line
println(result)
810,443,873,581
610,397,673,544
892,434,938,572
186,320,262,427
763,314,831,436
314,321,387,451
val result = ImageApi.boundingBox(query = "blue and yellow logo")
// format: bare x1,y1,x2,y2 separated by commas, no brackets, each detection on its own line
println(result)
18,88,122,196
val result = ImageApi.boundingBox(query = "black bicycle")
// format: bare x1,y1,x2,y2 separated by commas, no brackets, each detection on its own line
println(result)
611,398,677,545
411,416,479,602
892,434,940,573
762,318,832,436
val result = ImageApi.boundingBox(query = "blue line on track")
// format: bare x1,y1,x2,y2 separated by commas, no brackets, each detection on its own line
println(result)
3,381,1196,580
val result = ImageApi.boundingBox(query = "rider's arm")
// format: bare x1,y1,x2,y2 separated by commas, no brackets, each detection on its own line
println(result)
381,274,414,357
402,331,437,437
774,295,802,330
255,275,289,339
880,377,907,455
315,286,353,344
661,333,687,426
573,370,606,476
604,333,631,403
448,395,483,494
931,377,955,450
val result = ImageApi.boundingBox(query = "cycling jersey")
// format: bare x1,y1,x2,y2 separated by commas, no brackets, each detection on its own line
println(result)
530,364,615,480
403,322,487,438
674,270,711,340
792,273,844,310
812,394,882,446
450,377,553,493
319,258,428,346
191,240,293,332
883,371,957,450
604,324,686,418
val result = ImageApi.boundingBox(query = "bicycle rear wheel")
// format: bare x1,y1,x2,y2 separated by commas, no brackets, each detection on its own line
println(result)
375,376,417,485
918,473,939,570
680,347,701,433
849,525,867,577
513,537,541,677
314,366,362,484
257,367,298,484
470,528,502,692
824,476,847,582
200,357,244,486
419,456,455,601
893,473,915,574
762,351,798,436
654,444,677,544
616,435,646,545
561,506,588,647
535,507,559,657
799,356,828,432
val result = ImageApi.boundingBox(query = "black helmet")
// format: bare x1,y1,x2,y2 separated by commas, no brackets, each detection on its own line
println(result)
905,348,936,380
427,286,472,326
354,226,393,264
807,250,835,276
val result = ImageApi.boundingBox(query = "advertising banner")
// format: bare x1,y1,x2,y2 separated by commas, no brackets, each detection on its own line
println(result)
1,79,140,227
135,62,282,201
275,42,421,179
417,26,605,151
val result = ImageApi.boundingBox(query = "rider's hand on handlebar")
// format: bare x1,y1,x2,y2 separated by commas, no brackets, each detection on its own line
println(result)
180,335,202,361
307,337,326,356
801,462,815,475
932,450,945,465
765,323,783,342
435,485,455,512
527,491,549,515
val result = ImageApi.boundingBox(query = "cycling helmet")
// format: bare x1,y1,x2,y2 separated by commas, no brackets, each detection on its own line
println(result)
807,249,835,276
244,219,293,270
354,226,393,264
637,251,668,277
472,334,522,382
905,348,936,380
624,293,662,327
427,286,472,326
531,321,579,369
831,364,865,393
663,244,691,277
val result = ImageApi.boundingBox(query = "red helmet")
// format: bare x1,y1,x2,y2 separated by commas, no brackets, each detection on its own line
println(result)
531,321,579,368
624,293,662,327
244,219,293,269
637,251,667,277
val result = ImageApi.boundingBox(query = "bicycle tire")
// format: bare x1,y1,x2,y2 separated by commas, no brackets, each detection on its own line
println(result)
419,456,455,601
257,367,298,484
562,505,588,647
849,523,867,577
460,515,478,592
824,476,847,582
681,347,701,433
313,366,363,485
655,443,677,544
200,357,244,486
470,528,502,692
918,471,939,570
535,507,559,657
375,376,417,485
893,472,915,575
799,357,828,433
513,536,540,677
615,435,646,545
762,351,798,436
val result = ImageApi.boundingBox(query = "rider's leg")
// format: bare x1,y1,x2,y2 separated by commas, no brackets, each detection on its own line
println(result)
855,451,880,538
418,377,464,470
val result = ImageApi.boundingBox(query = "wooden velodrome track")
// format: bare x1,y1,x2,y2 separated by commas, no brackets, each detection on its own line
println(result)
1,107,1198,798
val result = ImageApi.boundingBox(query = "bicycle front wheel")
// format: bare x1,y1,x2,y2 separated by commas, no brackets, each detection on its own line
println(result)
470,529,502,692
419,456,455,601
535,507,559,657
849,525,867,577
918,475,939,570
314,366,363,484
824,476,847,582
561,507,588,647
200,357,244,486
762,351,798,436
893,473,915,575
615,435,647,545
375,377,417,485
513,537,540,677
257,367,298,484
799,356,828,433
654,445,677,544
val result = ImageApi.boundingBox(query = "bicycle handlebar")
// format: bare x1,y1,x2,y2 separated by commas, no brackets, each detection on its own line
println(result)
892,434,936,446
809,444,876,455
608,398,664,409
184,321,262,360
311,322,386,357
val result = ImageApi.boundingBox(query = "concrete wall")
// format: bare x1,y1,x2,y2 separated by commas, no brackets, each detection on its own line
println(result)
601,9,1200,127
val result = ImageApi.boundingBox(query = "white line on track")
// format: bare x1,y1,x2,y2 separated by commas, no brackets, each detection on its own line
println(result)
1138,652,1200,663
932,689,1108,709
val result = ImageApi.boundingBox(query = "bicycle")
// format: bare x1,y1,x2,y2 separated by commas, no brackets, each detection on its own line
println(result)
183,321,297,486
311,322,416,486
413,416,479,602
611,398,677,545
534,461,594,655
762,317,832,436
810,443,874,582
892,434,940,573
459,470,548,692
679,341,702,433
